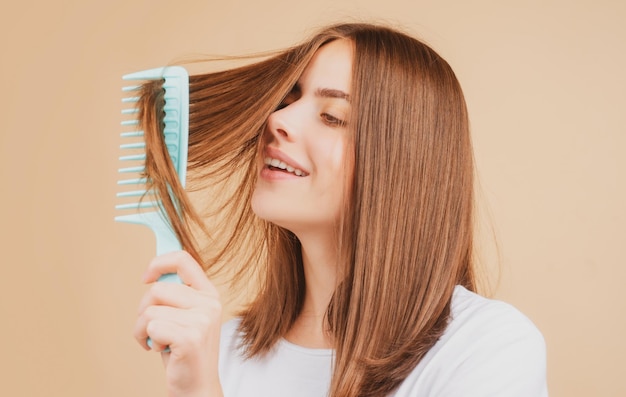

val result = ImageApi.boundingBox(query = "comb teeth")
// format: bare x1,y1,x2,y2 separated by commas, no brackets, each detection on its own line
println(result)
119,153,146,161
117,177,147,185
116,189,150,198
121,131,144,138
115,67,190,335
117,84,147,197
120,142,146,150
116,66,189,226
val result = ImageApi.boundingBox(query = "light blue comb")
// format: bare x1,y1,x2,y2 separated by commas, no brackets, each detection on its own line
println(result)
116,66,189,350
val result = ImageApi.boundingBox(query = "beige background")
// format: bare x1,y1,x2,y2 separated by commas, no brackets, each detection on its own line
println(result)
1,0,624,396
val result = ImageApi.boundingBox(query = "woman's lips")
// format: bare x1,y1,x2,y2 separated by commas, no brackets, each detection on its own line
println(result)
262,146,309,177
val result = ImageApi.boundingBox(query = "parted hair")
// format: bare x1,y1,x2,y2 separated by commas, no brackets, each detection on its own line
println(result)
138,22,476,397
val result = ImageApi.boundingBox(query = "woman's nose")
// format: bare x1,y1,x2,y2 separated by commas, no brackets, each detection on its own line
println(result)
266,104,300,142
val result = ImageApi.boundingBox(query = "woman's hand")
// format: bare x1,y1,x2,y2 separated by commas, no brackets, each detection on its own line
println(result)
134,251,223,397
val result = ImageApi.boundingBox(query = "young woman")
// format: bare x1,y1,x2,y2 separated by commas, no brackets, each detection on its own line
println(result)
133,23,548,397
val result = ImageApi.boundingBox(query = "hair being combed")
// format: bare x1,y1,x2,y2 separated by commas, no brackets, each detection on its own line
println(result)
138,23,475,397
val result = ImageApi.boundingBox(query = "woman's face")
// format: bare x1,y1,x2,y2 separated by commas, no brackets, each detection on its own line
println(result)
251,39,353,236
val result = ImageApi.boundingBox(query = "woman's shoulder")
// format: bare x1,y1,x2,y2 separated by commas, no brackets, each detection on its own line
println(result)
446,285,547,366
450,285,545,337
393,286,548,396
220,317,244,351
221,317,242,336
218,317,247,378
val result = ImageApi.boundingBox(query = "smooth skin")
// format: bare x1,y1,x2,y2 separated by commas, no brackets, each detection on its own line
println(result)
252,39,353,348
134,251,223,397
135,39,354,396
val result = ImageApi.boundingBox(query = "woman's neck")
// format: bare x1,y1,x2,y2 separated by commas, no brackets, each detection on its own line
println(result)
285,230,339,349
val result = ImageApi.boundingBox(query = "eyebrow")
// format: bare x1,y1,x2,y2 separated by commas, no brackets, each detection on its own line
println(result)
315,88,350,102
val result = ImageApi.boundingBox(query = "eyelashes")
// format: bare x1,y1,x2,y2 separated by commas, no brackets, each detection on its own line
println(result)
275,84,348,128
321,113,346,127
274,102,347,128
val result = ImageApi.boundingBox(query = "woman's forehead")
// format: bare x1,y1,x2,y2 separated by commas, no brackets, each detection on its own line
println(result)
298,39,353,94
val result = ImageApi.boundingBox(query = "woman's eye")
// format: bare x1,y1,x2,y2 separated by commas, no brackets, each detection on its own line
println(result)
321,113,346,127
277,86,300,111
276,96,294,111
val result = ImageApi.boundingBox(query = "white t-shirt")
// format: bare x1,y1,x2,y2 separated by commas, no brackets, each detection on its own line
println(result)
218,286,548,396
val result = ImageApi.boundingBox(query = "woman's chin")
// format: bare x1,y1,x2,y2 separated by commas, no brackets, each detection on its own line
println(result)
251,195,285,225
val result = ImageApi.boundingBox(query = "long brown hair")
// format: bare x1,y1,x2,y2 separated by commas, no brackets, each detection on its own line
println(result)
138,23,475,397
